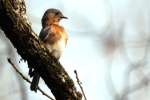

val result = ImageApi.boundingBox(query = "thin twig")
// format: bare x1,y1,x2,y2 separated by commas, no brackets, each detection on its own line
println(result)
7,58,55,100
74,70,87,100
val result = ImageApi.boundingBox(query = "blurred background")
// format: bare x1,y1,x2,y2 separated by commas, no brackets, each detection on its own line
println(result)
0,0,150,100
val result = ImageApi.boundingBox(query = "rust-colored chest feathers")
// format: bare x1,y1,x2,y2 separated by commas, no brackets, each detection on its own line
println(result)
46,24,67,45
39,24,68,59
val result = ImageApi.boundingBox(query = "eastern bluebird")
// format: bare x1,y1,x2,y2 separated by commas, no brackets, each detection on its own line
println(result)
30,8,68,92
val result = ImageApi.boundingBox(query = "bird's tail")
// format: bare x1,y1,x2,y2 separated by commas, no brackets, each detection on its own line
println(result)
30,73,40,92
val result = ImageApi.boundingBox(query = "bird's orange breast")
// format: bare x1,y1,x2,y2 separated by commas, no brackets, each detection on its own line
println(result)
44,24,68,59
50,24,68,45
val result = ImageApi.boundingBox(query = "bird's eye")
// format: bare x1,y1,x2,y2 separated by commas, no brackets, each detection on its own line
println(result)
55,12,59,15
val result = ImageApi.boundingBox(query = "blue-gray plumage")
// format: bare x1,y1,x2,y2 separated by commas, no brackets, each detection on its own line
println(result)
39,26,51,41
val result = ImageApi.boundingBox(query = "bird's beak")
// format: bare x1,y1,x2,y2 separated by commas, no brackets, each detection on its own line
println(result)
61,16,68,19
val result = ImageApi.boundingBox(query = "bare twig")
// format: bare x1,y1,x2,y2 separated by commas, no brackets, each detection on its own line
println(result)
7,58,55,100
74,70,87,100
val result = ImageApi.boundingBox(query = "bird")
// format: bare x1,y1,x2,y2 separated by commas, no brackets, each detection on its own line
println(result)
30,8,68,92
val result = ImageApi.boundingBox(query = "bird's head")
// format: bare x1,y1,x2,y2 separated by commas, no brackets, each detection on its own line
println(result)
42,8,68,27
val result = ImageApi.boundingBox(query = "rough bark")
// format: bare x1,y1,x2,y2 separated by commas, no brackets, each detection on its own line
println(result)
0,0,82,100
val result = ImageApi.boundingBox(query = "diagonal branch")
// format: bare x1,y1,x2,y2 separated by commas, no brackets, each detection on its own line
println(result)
0,0,82,100
8,58,55,100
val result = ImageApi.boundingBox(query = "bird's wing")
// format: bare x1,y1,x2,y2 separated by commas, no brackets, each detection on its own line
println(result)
39,26,51,41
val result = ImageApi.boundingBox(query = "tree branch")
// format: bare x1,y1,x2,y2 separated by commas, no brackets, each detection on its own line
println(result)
8,58,55,100
0,0,82,100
